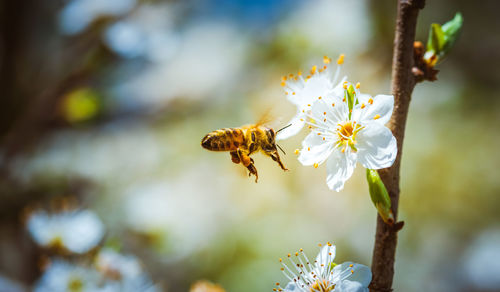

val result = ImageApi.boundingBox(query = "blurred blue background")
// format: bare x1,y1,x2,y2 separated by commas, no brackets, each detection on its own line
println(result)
0,0,499,291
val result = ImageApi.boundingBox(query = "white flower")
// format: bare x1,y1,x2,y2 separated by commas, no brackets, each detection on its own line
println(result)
276,243,371,292
27,209,105,254
277,55,347,140
34,260,101,292
95,248,160,292
297,83,397,191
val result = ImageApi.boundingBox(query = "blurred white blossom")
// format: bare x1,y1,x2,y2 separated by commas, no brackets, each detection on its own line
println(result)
27,209,104,254
60,0,136,34
462,229,500,291
96,249,159,292
34,260,101,292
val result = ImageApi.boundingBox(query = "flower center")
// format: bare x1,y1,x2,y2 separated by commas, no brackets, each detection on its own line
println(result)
310,279,335,292
336,121,363,153
338,121,354,139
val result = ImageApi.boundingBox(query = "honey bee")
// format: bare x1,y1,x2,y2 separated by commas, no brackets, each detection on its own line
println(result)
201,122,290,182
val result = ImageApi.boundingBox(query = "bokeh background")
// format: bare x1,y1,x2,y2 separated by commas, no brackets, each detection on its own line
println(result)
1,0,500,291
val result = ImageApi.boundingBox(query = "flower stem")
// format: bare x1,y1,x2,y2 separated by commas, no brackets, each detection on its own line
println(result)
369,1,425,291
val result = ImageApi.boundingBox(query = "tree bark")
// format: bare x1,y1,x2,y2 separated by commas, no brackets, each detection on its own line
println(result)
370,1,425,291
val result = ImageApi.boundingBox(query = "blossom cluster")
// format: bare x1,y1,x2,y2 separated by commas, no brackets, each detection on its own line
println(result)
26,207,160,292
278,55,397,191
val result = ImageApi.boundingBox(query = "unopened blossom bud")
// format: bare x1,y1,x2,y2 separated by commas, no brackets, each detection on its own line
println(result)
366,169,394,225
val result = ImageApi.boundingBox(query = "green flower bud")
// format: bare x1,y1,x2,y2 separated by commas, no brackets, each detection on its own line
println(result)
366,169,394,225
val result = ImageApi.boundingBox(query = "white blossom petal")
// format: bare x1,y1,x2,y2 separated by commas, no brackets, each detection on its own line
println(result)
298,132,333,166
356,123,397,169
333,262,372,288
326,149,357,191
276,112,306,141
337,280,369,292
311,95,348,126
283,282,299,291
357,94,394,125
314,245,336,275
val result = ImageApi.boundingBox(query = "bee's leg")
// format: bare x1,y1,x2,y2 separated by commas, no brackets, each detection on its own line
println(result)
270,152,288,171
237,149,258,182
230,151,240,164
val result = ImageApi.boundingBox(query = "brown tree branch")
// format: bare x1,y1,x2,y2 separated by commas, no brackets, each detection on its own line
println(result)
369,1,425,291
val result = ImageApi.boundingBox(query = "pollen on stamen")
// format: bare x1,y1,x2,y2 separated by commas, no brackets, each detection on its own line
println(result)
310,65,317,75
285,92,288,95
292,92,296,95
361,103,366,109
317,133,321,136
323,65,327,70
288,254,291,257
349,264,353,267
337,54,345,65
351,270,354,274
280,81,286,87
323,137,326,140
323,56,331,64
332,103,335,107
323,118,326,122
318,96,322,100
323,112,326,115
308,147,311,151
297,70,302,76
308,104,311,107
373,114,381,120
314,163,319,168
282,76,287,81
289,73,294,78
343,84,348,89
342,97,346,102
356,82,361,89
368,98,373,105
294,149,300,155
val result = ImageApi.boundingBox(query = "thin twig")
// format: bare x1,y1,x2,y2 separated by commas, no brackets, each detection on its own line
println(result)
369,1,425,291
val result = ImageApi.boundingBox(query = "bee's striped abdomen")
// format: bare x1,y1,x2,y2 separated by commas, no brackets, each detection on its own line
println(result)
201,128,245,151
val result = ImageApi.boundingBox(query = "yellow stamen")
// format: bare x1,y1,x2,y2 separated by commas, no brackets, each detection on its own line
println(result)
337,54,345,65
280,81,286,87
308,147,311,151
374,114,381,120
318,96,322,100
361,103,366,109
343,84,348,89
368,98,373,105
294,149,300,155
310,65,317,75
323,56,331,64
314,163,319,168
356,82,361,89
282,76,287,81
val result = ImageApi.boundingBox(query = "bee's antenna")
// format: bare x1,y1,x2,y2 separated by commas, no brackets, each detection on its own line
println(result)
276,123,292,134
276,144,286,155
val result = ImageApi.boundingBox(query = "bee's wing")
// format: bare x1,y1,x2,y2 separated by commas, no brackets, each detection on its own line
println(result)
255,108,285,128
